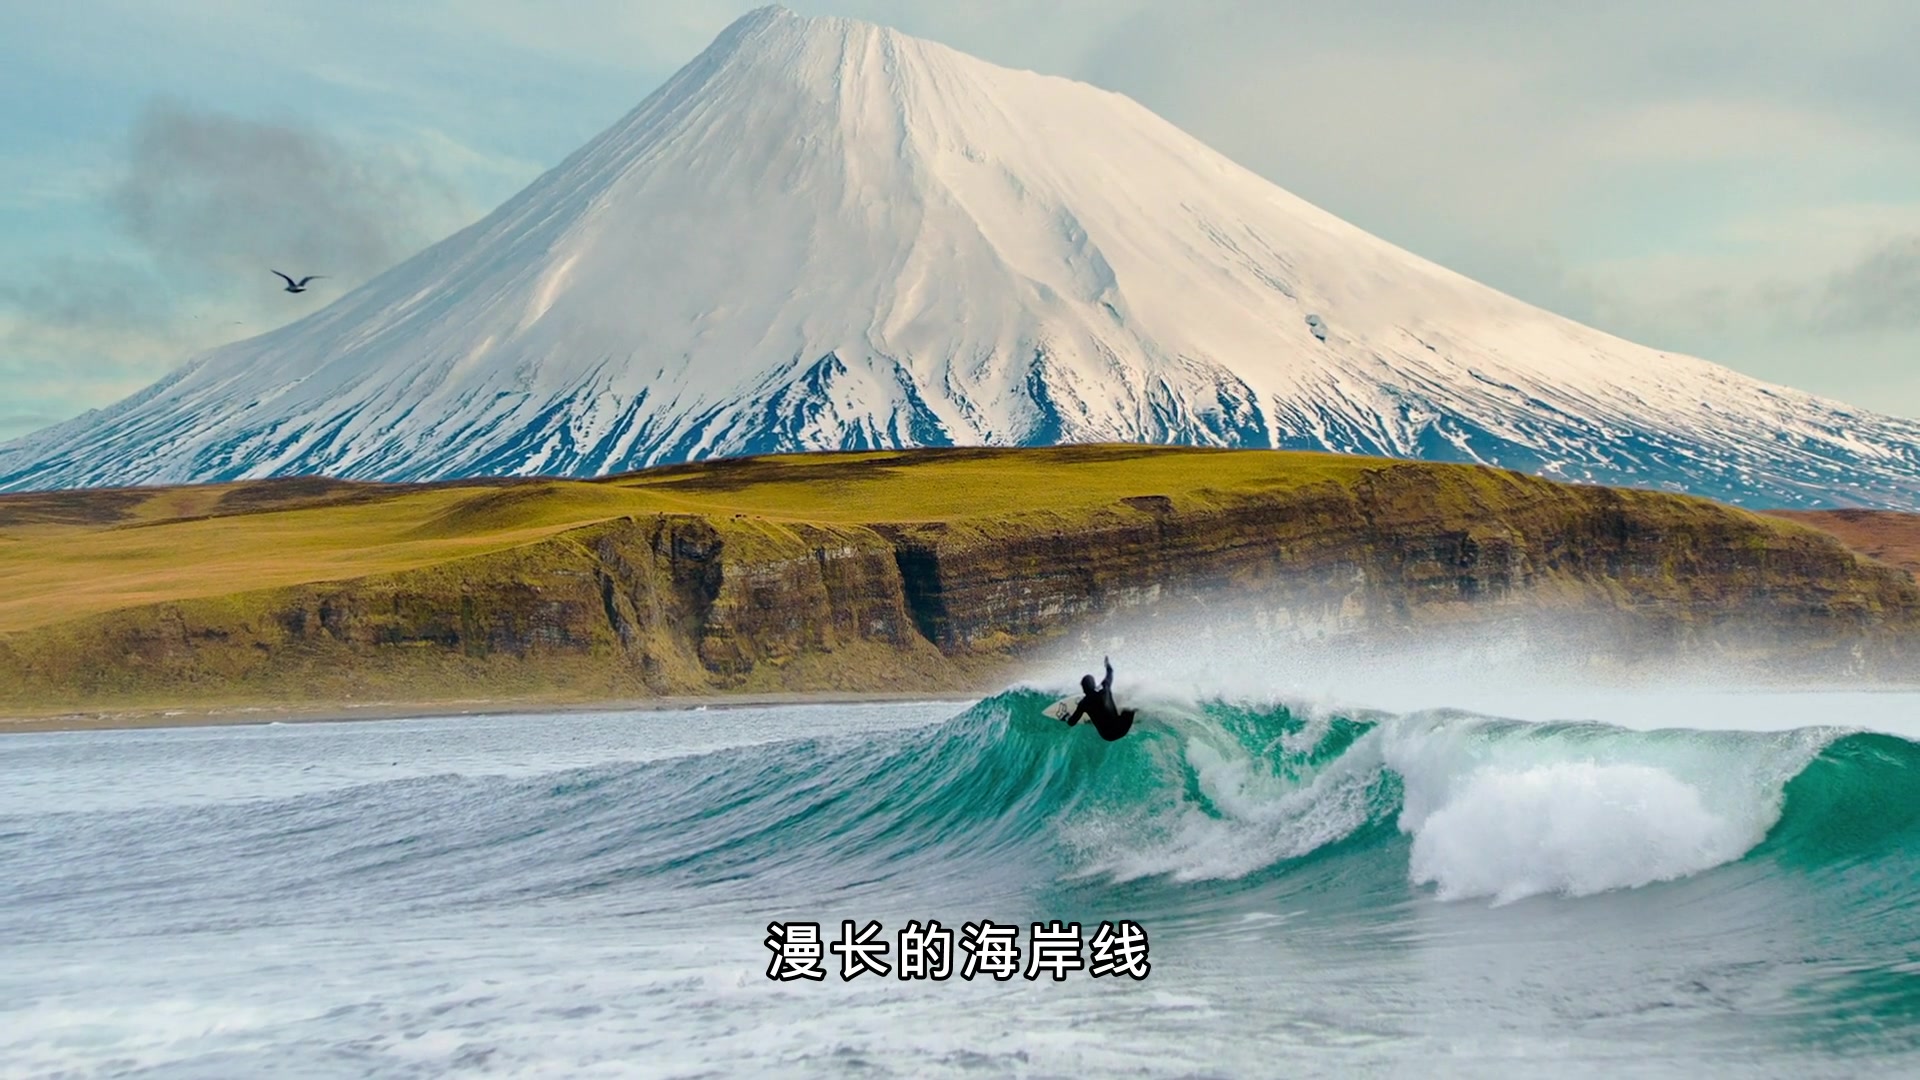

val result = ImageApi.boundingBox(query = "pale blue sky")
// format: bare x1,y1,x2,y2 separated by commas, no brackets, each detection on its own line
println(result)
3,0,1917,439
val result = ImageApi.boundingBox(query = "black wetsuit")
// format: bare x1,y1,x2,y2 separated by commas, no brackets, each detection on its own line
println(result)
1063,658,1136,741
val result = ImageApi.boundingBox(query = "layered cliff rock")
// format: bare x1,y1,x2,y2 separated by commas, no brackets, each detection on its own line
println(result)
1764,509,1920,581
2,447,1916,717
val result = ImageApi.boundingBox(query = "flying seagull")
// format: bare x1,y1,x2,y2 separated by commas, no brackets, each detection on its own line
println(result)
272,270,324,293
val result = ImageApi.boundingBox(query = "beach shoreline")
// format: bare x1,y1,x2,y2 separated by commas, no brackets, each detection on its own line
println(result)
0,690,992,735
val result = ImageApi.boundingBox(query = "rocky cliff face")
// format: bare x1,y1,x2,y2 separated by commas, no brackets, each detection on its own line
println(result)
1764,509,1920,582
4,460,1915,715
871,465,1919,674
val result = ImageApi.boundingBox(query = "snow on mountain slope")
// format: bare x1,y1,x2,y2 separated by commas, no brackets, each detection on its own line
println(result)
5,5,1919,508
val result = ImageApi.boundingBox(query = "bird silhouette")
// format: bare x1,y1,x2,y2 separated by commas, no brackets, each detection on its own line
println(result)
272,270,324,293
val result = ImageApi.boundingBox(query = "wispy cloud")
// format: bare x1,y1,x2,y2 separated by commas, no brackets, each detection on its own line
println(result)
1821,236,1920,332
3,0,1919,429
0,100,487,440
1044,0,1920,413
107,98,470,290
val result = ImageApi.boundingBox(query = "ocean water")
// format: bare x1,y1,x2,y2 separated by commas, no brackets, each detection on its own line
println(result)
3,685,1919,1078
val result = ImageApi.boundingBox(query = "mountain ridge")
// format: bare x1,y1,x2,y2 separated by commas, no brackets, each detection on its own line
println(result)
6,4,1920,509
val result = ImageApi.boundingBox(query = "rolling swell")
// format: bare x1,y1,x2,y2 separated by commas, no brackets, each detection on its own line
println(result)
8,691,1914,947
608,688,1920,910
548,688,1920,910
1751,731,1920,867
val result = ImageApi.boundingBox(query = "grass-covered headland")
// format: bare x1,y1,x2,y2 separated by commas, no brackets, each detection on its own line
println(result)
3,445,1915,723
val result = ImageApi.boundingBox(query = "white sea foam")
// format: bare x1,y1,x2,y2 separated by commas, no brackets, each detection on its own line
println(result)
1062,691,1844,905
1380,713,1838,905
1400,761,1751,904
3,693,1916,1076
1063,720,1384,885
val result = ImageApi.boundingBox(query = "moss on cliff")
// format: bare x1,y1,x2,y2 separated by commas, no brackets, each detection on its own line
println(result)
2,445,1916,717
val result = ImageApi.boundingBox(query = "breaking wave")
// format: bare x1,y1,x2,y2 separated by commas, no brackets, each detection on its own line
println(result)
12,687,1918,949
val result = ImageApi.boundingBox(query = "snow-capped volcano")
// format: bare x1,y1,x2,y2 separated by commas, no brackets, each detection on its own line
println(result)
6,5,1919,508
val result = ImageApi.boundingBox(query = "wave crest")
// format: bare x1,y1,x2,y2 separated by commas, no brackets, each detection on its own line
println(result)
1002,689,1907,904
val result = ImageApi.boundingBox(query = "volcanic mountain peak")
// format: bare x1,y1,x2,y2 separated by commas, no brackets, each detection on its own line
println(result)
5,5,1919,508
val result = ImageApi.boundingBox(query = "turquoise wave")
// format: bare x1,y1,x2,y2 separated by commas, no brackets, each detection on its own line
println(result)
7,689,1914,946
536,687,1920,911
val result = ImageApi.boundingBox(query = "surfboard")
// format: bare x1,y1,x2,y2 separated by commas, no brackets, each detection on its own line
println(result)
1042,695,1078,721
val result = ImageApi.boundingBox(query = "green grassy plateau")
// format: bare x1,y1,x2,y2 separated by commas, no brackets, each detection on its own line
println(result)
0,446,1389,635
1,445,1912,724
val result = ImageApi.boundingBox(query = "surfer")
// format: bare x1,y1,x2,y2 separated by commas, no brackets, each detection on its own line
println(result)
1061,656,1137,741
